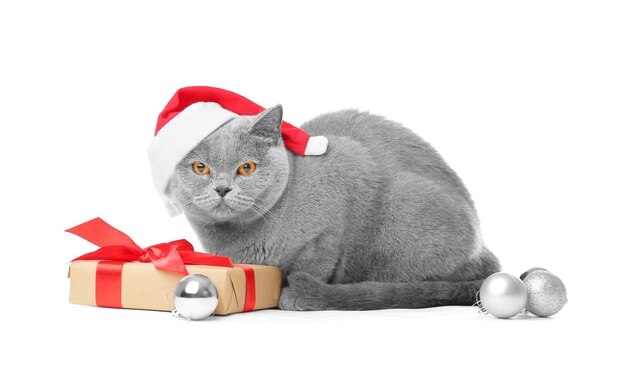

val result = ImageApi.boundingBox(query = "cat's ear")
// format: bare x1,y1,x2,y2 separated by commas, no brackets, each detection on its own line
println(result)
249,104,283,143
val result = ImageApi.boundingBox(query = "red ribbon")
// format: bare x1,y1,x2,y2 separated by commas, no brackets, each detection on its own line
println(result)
234,264,256,312
67,217,256,311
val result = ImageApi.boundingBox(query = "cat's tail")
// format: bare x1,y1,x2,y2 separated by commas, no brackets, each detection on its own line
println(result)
280,273,483,311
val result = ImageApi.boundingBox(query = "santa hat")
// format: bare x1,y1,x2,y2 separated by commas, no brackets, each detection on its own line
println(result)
148,86,328,216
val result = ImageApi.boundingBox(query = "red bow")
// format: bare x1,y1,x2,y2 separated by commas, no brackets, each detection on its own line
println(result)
67,217,233,275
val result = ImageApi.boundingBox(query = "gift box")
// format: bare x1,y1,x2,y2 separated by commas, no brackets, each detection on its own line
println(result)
66,218,282,315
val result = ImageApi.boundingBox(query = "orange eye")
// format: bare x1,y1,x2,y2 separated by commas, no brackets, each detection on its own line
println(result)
237,162,256,176
192,162,210,175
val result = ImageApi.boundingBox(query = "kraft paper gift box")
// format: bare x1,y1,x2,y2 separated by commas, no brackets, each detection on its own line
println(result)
66,218,282,315
68,260,281,314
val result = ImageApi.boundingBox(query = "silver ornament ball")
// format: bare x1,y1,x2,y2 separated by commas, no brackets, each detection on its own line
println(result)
173,274,218,320
523,270,567,317
479,272,527,319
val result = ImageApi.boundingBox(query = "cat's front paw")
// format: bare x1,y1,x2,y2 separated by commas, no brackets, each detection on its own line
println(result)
279,272,329,311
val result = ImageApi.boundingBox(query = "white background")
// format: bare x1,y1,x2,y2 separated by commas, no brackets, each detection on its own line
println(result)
1,1,624,369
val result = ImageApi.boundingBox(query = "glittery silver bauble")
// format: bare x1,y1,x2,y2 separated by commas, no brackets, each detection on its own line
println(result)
479,272,527,319
519,267,548,281
173,274,218,320
523,270,567,317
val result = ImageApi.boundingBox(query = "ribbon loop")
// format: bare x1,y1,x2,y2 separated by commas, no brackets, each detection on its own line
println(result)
67,217,234,275
66,217,142,251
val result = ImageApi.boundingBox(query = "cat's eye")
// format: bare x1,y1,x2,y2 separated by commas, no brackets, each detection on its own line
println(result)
192,162,210,175
237,162,257,176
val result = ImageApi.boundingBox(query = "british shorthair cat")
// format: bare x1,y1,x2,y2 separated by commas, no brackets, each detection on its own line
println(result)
168,105,500,310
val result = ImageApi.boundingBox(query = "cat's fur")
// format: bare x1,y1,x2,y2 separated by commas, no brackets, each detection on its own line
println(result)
168,105,500,310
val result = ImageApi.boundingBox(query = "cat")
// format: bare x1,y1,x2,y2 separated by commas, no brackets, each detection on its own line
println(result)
167,105,500,310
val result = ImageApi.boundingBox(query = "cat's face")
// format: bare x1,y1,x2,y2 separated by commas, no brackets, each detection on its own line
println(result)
169,105,290,223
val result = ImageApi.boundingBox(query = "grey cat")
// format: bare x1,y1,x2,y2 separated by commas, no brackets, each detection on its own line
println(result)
168,105,500,310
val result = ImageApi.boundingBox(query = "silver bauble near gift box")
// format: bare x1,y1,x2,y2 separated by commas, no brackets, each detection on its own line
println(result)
173,274,219,320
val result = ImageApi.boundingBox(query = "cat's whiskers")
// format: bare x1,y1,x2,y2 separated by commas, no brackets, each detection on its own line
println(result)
194,196,219,207
250,204,270,223
230,194,253,205
227,196,251,208
230,194,272,223
251,200,275,222
234,194,255,203
193,193,217,202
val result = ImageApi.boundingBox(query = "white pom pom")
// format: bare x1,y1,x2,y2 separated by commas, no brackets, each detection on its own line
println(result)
304,136,329,155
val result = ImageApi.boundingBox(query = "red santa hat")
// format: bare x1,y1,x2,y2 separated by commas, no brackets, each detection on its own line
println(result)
148,86,328,216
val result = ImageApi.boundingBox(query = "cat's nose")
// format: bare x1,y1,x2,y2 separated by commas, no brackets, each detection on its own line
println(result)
214,186,232,197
